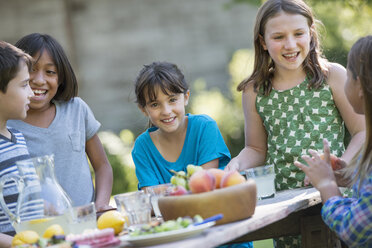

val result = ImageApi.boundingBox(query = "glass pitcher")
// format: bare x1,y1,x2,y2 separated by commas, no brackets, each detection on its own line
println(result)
0,154,73,235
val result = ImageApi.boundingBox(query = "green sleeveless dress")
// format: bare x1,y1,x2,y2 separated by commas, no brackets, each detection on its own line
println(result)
256,78,346,248
256,78,345,191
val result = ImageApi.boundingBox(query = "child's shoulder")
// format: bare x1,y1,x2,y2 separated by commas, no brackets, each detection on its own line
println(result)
326,62,346,86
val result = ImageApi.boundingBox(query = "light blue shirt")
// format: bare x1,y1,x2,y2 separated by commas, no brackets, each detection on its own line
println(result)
132,114,231,189
8,97,100,206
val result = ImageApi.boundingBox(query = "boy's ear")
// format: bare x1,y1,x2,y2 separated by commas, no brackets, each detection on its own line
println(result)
184,90,190,106
259,34,267,50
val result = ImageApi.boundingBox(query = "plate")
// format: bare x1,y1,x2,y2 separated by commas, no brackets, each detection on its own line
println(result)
120,221,215,246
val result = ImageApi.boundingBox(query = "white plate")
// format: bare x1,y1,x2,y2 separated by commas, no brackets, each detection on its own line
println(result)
120,221,215,246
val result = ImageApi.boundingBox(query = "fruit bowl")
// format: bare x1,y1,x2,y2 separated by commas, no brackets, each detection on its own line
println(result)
158,180,257,225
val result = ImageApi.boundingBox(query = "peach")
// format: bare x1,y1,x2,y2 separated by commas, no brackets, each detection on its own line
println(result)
169,185,189,196
319,153,339,170
207,168,226,189
188,170,216,194
220,170,246,188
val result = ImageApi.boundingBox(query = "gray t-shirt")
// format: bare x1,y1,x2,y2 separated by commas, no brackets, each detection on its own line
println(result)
8,97,100,206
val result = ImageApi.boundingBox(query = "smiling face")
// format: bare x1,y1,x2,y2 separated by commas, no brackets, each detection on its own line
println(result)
0,61,34,121
261,11,312,73
141,87,189,134
29,50,59,112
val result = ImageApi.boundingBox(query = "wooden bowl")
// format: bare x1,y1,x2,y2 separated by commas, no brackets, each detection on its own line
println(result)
158,180,257,225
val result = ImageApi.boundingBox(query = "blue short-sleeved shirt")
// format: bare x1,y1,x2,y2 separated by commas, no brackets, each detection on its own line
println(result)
132,114,231,189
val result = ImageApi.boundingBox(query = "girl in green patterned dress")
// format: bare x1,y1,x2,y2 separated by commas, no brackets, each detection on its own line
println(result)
225,0,365,247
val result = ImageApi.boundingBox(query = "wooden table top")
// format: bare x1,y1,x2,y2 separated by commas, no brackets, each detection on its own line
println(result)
119,187,321,248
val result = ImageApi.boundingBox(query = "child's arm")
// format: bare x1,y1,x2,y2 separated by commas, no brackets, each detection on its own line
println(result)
86,134,113,212
0,233,12,248
327,63,365,162
225,83,267,171
296,139,372,246
201,158,219,169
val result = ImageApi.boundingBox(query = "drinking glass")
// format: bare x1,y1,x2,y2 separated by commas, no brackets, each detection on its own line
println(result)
245,164,276,200
114,191,151,227
145,183,173,220
69,202,97,234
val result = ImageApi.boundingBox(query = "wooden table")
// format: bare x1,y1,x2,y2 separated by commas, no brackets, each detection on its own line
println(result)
119,187,340,248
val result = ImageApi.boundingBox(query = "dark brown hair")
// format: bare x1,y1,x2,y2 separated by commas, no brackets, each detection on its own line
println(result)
15,33,78,101
135,61,189,108
0,41,33,93
346,35,372,187
237,0,328,95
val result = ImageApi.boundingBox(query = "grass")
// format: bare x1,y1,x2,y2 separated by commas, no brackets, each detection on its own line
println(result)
253,239,274,248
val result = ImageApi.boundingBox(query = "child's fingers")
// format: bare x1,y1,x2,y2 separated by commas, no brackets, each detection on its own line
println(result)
294,161,308,172
304,175,311,186
323,139,331,163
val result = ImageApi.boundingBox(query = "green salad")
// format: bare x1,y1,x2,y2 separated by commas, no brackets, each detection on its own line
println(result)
130,215,203,236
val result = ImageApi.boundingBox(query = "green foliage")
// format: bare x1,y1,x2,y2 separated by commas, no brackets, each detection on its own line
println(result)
98,130,138,195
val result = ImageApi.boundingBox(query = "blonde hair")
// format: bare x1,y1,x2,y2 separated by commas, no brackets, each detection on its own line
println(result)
346,36,372,190
237,0,328,94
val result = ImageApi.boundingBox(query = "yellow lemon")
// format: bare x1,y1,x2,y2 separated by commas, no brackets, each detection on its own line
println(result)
12,230,39,247
43,224,65,238
97,210,125,235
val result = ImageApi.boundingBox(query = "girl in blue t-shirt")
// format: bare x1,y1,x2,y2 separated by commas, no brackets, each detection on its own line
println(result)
132,61,231,189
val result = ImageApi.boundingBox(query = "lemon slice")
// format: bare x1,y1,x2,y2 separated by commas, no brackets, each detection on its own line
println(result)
29,218,52,224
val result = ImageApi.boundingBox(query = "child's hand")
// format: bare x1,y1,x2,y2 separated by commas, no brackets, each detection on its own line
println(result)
224,157,240,172
95,204,115,213
294,139,337,191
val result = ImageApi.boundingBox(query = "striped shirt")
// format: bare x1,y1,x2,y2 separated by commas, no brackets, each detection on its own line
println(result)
321,168,372,247
0,128,40,235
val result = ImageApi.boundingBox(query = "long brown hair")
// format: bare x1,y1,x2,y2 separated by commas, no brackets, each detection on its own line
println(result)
346,36,372,188
237,0,328,95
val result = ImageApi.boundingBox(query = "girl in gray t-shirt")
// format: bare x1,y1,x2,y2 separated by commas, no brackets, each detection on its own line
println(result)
8,33,113,211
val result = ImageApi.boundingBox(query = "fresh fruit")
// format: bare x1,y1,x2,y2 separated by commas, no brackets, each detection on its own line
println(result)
207,168,226,189
97,210,126,235
170,169,189,189
220,170,246,188
158,181,257,225
188,170,216,193
169,185,188,196
186,164,203,176
319,153,338,170
12,230,39,246
43,224,64,238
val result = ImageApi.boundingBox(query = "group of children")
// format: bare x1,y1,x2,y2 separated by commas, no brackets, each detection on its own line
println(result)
0,0,370,247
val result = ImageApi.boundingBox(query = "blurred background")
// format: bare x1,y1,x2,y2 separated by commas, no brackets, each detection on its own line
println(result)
1,0,372,195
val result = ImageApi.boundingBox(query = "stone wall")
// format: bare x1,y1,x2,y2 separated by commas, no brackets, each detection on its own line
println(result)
0,0,257,134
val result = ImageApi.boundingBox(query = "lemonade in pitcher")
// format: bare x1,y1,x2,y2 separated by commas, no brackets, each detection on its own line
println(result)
13,214,70,236
0,155,74,235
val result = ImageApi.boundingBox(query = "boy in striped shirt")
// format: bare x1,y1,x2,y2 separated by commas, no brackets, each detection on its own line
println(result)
0,41,34,247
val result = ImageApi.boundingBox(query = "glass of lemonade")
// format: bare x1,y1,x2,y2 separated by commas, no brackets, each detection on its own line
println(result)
245,164,276,200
